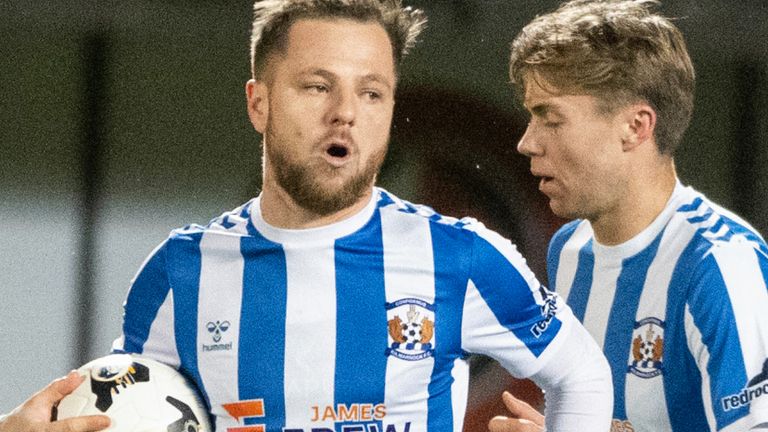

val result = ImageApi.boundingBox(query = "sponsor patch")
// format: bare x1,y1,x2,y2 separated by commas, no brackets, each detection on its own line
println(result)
722,358,768,411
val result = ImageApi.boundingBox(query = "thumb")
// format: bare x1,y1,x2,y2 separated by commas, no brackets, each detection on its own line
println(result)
50,415,111,432
488,415,543,432
500,391,545,427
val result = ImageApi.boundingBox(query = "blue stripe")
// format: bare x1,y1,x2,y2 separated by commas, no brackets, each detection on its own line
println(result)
566,239,594,322
165,231,208,405
686,207,713,224
677,197,703,213
377,189,395,207
333,212,387,432
707,215,725,235
602,232,662,420
240,233,288,431
720,214,768,256
120,241,171,353
546,220,581,290
676,250,748,430
663,240,711,431
470,234,560,357
427,222,473,432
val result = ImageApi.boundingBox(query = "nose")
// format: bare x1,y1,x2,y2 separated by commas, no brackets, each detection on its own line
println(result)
328,88,357,127
516,124,542,157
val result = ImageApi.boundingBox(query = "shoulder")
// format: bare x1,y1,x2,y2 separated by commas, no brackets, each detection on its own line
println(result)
672,187,767,266
670,187,768,301
167,199,256,242
376,188,483,238
375,188,528,265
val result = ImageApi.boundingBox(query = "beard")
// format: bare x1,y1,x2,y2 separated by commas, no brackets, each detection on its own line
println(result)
264,134,387,217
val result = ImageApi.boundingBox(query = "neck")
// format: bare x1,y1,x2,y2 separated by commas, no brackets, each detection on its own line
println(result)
591,159,677,246
259,179,373,229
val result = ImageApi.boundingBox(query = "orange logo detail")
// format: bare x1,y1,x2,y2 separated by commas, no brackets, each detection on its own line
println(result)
222,399,266,432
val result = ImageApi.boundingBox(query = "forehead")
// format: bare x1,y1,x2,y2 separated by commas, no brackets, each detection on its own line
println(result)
522,73,600,116
277,18,395,77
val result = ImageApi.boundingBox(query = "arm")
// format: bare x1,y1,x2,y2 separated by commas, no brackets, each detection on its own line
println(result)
0,372,110,432
532,322,613,431
488,324,612,432
112,239,180,367
461,225,612,431
684,240,768,432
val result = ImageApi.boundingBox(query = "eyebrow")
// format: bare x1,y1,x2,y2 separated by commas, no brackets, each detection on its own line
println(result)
299,68,393,92
526,102,562,117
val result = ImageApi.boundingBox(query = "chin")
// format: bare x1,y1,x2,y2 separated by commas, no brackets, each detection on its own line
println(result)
549,201,582,221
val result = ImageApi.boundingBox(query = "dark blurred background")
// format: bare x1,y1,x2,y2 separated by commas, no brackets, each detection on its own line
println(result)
1,1,766,428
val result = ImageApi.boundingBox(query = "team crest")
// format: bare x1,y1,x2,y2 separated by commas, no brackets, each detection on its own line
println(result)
386,298,435,361
628,317,664,378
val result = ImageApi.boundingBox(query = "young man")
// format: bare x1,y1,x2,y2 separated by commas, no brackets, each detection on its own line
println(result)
490,1,768,431
0,1,613,432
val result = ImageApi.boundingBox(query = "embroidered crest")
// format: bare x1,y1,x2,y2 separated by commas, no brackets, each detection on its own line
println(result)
628,317,664,378
386,298,435,361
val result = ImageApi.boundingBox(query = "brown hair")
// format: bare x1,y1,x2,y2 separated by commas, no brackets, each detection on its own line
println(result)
509,0,695,155
250,0,426,80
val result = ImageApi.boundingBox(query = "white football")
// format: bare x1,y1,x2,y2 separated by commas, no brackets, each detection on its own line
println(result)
56,354,211,432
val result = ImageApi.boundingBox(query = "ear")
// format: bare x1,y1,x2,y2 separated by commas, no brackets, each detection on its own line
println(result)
621,103,657,152
246,78,268,133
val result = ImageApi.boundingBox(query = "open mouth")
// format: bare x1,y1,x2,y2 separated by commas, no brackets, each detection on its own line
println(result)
327,144,349,158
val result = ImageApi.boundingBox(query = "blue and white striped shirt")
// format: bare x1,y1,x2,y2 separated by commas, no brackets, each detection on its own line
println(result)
113,188,584,432
548,182,768,432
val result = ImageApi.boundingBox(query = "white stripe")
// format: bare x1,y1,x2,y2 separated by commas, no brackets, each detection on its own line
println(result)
581,251,619,350
450,358,470,432
283,243,337,429
685,305,718,431
141,291,179,368
461,279,538,377
381,209,435,430
196,231,243,428
554,223,592,301
711,235,768,384
625,214,695,431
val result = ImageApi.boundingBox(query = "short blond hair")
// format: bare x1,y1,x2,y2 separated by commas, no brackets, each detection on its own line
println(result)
510,0,694,155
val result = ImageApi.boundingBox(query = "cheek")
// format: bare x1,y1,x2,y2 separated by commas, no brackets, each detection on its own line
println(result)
361,106,394,140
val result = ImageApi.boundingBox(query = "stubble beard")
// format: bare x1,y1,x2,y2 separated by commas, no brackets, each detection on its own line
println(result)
265,136,387,217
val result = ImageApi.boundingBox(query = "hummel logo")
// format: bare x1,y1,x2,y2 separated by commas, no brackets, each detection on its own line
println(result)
207,320,230,342
202,320,233,352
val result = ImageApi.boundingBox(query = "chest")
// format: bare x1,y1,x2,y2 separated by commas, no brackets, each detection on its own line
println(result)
167,240,468,431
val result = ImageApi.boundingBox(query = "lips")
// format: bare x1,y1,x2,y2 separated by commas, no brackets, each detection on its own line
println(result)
531,169,555,192
320,135,354,167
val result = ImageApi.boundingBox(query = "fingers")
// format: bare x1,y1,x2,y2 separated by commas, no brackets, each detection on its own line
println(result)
500,391,545,426
26,372,85,412
488,416,543,432
49,415,111,432
50,372,86,401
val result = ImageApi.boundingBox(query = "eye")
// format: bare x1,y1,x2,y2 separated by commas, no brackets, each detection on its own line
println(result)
363,90,382,101
305,84,329,94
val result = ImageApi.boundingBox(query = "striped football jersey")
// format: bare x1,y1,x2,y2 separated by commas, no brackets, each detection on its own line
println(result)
113,188,581,432
547,181,768,432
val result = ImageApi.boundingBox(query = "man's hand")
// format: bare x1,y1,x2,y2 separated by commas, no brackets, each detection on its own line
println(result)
0,371,111,432
488,391,545,432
